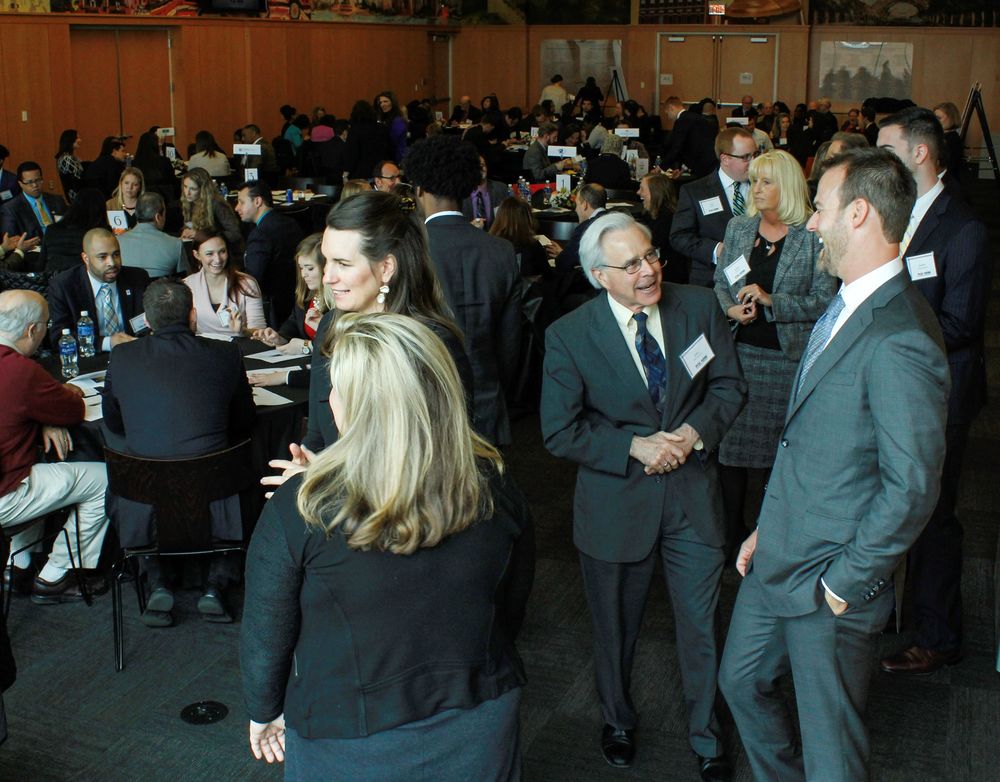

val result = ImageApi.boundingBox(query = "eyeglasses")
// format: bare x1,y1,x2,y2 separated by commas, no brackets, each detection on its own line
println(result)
20,178,43,186
600,248,661,275
724,152,759,162
379,173,401,181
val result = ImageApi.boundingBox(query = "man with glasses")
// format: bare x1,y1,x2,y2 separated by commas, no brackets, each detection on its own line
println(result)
670,128,756,288
372,160,402,192
0,161,66,243
541,211,746,779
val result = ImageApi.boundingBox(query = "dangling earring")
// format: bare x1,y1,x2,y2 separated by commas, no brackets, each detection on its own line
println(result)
376,284,390,305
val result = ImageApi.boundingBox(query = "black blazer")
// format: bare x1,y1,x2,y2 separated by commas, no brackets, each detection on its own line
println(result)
47,264,149,349
244,210,303,326
39,222,87,273
903,187,991,426
554,211,602,274
425,215,521,446
584,154,633,190
344,123,391,180
640,209,688,285
661,111,718,179
670,171,733,287
315,137,348,183
82,155,125,199
0,193,67,241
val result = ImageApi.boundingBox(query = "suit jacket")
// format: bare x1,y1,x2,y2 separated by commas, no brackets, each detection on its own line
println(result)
540,284,747,562
47,264,149,349
425,214,521,446
244,210,303,326
523,140,558,181
670,171,733,287
714,216,836,361
750,271,950,616
0,193,67,241
554,210,604,274
583,154,633,191
903,187,991,426
39,222,88,273
102,324,255,546
461,179,509,226
117,222,187,279
0,170,19,202
661,111,719,179
243,139,279,173
82,155,125,199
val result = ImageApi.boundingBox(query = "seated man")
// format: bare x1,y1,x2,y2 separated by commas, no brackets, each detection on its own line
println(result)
461,155,508,230
47,228,149,351
0,290,110,604
102,279,255,626
117,193,187,279
82,137,127,199
0,161,66,243
547,183,607,273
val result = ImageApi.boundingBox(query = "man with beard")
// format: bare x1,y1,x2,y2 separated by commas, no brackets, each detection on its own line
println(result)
719,148,950,781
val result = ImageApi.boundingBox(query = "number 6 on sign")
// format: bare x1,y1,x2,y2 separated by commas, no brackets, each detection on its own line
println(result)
107,210,128,235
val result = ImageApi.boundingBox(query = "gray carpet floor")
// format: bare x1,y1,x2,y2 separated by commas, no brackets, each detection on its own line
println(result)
2,180,998,781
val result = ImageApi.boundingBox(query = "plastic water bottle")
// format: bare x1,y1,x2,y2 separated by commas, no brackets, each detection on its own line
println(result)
518,178,530,201
77,311,95,358
219,182,229,198
542,180,552,207
654,155,662,171
285,188,293,203
507,184,515,199
58,329,79,379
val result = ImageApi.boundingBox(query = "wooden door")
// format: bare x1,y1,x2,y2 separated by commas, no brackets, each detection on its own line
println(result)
657,34,717,108
117,29,174,142
717,34,777,107
69,28,121,162
429,34,452,121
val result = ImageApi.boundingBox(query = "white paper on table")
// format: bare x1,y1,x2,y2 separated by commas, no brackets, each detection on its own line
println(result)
84,395,103,422
196,332,235,342
68,371,107,397
252,387,292,407
534,234,552,247
246,348,301,364
607,201,638,208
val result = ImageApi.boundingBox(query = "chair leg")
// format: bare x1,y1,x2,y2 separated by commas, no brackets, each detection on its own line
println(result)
112,564,124,672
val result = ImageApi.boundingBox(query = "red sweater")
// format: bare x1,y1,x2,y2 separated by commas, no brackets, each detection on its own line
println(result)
0,345,85,497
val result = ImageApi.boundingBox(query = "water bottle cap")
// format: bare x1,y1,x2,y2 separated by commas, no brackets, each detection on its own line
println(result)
62,328,70,334
80,310,88,316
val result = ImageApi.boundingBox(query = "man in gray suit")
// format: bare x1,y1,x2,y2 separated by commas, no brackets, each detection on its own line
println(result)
118,193,187,279
718,148,950,781
541,211,746,779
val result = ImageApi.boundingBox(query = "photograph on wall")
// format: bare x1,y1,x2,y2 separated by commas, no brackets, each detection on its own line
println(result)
539,40,626,105
817,41,913,101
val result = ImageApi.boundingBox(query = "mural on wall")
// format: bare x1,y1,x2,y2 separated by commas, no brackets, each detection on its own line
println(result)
817,41,913,101
810,0,1000,26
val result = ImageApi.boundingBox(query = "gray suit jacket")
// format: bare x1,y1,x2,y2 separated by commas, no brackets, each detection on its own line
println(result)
522,140,558,181
460,179,509,224
541,284,747,562
749,271,950,616
714,216,836,361
118,223,187,279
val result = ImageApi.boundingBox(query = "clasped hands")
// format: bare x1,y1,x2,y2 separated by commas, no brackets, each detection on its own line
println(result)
727,284,771,326
630,423,700,476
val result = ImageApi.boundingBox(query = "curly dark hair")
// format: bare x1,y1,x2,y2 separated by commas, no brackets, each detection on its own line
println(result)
402,135,482,202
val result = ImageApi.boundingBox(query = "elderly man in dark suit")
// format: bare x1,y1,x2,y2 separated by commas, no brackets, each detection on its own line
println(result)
719,148,950,782
876,108,992,675
235,180,303,327
405,134,521,446
670,128,756,288
661,97,719,179
47,228,149,351
102,279,255,626
0,161,66,244
541,211,746,779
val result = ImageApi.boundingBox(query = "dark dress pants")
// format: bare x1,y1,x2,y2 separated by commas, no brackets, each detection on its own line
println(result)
578,499,725,759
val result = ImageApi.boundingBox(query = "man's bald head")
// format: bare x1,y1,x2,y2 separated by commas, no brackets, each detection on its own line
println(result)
0,289,48,355
81,228,122,283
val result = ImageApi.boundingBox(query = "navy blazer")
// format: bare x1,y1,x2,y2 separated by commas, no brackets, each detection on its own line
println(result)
244,210,303,326
47,264,149,349
0,193,67,241
541,284,747,562
0,170,19,202
903,187,991,426
670,171,733,287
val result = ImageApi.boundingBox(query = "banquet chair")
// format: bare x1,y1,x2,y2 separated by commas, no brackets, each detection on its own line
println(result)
605,188,640,202
105,440,255,671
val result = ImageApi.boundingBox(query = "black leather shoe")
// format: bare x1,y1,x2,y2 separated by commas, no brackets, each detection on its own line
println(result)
3,564,37,596
697,754,732,782
197,588,233,623
600,724,635,768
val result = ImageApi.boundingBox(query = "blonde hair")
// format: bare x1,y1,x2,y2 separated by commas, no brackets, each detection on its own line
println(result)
293,233,334,312
181,168,220,232
746,149,812,226
107,166,145,211
341,179,372,199
297,313,502,554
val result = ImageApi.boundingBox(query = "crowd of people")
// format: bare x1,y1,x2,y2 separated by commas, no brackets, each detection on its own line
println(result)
0,81,991,782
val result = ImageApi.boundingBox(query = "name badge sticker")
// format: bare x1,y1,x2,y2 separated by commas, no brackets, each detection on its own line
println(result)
680,333,715,379
906,252,937,281
724,254,751,286
217,305,230,327
0,190,12,201
699,196,723,216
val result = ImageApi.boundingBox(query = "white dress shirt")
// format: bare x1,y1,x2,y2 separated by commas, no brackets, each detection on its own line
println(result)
900,179,944,256
88,271,124,352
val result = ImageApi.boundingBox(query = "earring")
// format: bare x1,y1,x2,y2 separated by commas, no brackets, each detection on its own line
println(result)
376,284,390,305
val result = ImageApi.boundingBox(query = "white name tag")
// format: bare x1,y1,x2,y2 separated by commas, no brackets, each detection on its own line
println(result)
107,210,128,232
680,333,715,379
217,305,230,327
0,190,12,201
906,252,937,281
234,143,261,156
245,168,259,182
614,127,640,137
699,196,723,215
724,254,751,286
129,312,150,334
547,145,577,158
778,137,788,146
556,173,571,192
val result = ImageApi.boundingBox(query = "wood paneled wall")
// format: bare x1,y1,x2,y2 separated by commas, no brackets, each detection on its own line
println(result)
0,14,996,198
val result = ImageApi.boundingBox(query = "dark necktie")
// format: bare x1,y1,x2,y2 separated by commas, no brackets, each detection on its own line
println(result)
633,312,667,409
475,191,486,223
732,181,745,216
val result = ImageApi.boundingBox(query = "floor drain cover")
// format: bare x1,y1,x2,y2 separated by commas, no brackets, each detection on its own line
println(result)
180,701,229,724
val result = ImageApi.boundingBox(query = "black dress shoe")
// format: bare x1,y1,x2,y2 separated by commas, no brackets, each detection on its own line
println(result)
696,753,732,782
600,724,635,768
3,564,37,596
197,588,233,623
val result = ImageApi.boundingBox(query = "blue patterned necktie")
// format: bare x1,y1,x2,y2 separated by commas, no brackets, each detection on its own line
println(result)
732,180,745,216
98,284,122,336
795,292,845,396
633,312,667,409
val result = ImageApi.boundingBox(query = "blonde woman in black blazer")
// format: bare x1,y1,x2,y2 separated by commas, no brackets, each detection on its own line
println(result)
713,149,837,560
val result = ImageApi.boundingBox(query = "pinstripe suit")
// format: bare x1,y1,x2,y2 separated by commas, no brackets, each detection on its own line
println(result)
719,270,950,781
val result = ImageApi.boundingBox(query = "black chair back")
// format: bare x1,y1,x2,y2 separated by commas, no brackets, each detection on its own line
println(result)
279,176,327,191
537,220,578,242
312,183,341,200
605,187,640,202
